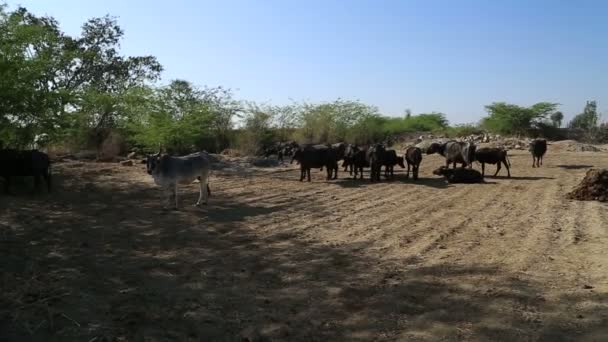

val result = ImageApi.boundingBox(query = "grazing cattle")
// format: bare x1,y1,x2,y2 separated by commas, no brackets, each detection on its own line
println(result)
529,139,547,168
427,141,476,169
331,142,347,162
279,141,299,160
263,141,299,163
319,142,347,172
382,149,405,179
291,144,338,182
142,151,211,209
0,149,51,194
404,146,423,180
342,144,357,175
432,166,483,184
475,147,511,177
366,144,386,182
343,145,369,179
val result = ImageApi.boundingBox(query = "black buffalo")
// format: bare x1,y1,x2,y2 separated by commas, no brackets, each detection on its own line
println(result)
366,144,386,182
475,147,511,177
529,139,547,168
382,149,405,179
331,142,347,162
343,145,369,179
404,146,423,180
291,144,338,182
432,166,483,184
0,149,52,194
427,141,476,169
263,141,299,162
342,144,356,175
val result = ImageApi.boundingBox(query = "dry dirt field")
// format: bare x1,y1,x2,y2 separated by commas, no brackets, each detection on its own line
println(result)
1,146,607,341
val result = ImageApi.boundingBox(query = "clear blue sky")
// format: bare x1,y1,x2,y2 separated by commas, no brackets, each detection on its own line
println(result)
11,0,608,124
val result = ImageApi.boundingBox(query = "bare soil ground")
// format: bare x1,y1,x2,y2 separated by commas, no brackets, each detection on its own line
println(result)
1,147,607,341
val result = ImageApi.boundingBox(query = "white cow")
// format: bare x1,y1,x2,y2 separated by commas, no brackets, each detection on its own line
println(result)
143,151,211,209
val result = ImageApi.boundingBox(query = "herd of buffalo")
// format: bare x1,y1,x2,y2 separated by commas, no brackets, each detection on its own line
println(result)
0,138,548,194
266,138,548,183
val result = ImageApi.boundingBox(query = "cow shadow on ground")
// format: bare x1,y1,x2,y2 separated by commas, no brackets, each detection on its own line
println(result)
390,175,451,188
555,164,594,170
491,175,555,180
1,165,606,341
331,175,451,189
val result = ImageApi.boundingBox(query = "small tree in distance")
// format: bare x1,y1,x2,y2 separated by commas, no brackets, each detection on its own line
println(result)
550,111,564,128
482,102,559,136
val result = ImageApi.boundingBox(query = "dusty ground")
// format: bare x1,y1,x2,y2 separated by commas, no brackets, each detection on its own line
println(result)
1,147,607,341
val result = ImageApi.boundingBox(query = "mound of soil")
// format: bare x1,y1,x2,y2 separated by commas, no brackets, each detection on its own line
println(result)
552,140,603,152
567,168,608,201
569,144,602,152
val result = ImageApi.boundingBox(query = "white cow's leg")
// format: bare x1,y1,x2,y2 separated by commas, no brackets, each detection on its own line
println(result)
196,181,204,206
162,185,172,209
196,172,209,206
173,183,179,209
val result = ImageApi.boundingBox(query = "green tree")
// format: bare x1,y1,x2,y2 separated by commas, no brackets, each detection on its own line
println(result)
550,111,564,128
295,99,378,143
0,6,162,148
569,101,599,130
482,102,559,136
404,109,412,119
128,80,239,154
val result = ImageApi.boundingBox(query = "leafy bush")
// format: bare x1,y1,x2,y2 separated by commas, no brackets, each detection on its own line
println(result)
440,124,484,138
482,102,558,136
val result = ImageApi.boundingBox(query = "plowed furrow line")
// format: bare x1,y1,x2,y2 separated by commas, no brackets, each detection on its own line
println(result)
506,180,560,273
404,184,507,260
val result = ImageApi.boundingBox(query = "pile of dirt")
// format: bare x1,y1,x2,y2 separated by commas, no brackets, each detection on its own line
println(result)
567,168,608,201
570,144,602,152
481,138,531,150
551,140,603,152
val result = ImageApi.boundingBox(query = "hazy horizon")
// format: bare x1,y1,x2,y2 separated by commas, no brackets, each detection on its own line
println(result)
11,0,608,124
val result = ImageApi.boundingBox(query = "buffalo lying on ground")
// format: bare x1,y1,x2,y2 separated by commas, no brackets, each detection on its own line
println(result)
529,139,547,168
432,166,483,184
427,141,476,168
291,144,338,182
382,149,405,179
0,149,51,194
404,146,422,180
475,147,511,177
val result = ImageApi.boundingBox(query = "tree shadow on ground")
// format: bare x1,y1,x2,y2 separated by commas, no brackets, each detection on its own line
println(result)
1,166,605,341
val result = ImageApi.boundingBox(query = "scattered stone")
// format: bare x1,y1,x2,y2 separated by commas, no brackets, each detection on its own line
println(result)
74,150,97,160
96,155,117,163
251,158,280,167
120,160,134,167
571,144,601,152
583,284,594,289
240,327,263,342
127,151,138,159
